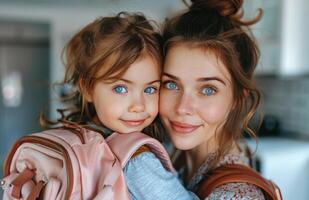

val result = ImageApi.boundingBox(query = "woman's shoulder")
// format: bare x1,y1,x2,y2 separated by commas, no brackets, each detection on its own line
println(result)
204,152,266,199
206,182,265,200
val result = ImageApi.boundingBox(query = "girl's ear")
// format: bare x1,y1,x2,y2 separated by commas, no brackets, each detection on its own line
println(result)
79,79,92,102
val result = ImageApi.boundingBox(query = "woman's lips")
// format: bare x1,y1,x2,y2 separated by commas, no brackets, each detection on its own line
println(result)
121,119,146,127
170,121,201,134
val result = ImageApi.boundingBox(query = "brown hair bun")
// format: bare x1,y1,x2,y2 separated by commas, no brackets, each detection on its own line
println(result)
190,0,243,17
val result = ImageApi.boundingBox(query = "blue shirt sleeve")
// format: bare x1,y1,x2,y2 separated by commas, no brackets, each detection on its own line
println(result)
124,152,199,200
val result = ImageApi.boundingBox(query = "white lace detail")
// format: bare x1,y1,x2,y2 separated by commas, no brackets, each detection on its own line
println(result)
205,182,265,200
187,152,265,200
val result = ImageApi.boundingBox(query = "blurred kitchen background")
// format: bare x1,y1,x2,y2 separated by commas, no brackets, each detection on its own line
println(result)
0,0,309,199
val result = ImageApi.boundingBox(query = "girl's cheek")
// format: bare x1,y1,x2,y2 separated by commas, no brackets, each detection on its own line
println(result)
146,94,159,115
159,91,175,113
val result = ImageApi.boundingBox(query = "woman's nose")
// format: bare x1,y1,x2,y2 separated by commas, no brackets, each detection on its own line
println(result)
176,93,195,116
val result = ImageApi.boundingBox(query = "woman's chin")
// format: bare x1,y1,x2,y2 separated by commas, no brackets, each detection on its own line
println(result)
171,138,198,151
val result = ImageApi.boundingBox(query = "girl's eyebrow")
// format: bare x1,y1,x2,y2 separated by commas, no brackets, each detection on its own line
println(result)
118,78,161,85
197,77,226,85
148,80,161,84
118,78,133,84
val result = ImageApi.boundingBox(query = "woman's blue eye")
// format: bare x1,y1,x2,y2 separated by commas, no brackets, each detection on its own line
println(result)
144,87,157,94
164,81,178,90
113,85,127,94
202,87,216,96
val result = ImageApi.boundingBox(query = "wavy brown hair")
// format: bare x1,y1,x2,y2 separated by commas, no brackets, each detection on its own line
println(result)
41,12,164,140
164,0,263,166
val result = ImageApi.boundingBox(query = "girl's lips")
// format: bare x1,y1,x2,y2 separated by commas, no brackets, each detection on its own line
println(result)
170,121,201,134
121,119,146,127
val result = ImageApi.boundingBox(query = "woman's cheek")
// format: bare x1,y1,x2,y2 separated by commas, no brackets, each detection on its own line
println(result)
197,100,230,124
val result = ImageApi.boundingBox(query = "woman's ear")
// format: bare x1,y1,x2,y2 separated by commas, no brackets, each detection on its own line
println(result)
243,89,249,98
79,79,92,102
231,89,248,110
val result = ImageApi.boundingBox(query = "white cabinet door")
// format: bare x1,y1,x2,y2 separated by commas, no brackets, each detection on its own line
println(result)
244,0,282,75
280,0,309,76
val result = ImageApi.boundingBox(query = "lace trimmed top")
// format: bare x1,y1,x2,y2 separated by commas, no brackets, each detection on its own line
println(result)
185,152,266,200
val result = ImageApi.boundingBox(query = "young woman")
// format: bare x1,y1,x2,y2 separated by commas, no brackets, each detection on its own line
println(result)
160,0,267,199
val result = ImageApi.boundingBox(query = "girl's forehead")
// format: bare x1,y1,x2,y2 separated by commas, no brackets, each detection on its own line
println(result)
99,53,160,85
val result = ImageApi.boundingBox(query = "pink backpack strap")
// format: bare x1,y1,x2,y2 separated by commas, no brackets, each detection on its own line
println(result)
107,132,175,172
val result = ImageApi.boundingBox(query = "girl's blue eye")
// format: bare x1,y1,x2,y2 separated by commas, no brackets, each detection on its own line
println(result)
113,85,127,94
201,87,216,96
164,81,178,90
144,87,157,94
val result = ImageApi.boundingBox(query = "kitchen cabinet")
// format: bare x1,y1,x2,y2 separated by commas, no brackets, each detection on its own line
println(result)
280,0,309,76
244,0,282,75
246,0,309,76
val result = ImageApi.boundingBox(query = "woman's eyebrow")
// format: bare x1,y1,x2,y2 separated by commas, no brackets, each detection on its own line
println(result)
197,77,226,85
162,73,179,80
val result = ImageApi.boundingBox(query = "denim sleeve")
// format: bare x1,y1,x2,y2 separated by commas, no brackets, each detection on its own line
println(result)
124,152,199,200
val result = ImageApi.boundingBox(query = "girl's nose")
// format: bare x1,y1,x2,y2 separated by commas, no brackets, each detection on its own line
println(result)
129,103,145,113
128,95,145,113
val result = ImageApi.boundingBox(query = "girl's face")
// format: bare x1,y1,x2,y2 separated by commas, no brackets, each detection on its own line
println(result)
160,44,234,152
87,53,160,134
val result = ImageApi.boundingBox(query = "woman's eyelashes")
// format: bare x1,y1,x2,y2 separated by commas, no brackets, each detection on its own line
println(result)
162,80,217,96
162,80,179,90
200,85,217,96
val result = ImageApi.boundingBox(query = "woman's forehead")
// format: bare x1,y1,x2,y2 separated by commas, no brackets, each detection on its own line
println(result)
163,44,232,84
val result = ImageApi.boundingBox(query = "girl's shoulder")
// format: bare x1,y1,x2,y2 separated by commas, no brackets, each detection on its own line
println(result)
124,151,169,174
124,151,199,200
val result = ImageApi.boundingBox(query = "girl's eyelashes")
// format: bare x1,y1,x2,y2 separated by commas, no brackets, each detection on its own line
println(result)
201,86,217,96
113,85,128,94
112,84,159,94
144,86,158,94
162,80,179,90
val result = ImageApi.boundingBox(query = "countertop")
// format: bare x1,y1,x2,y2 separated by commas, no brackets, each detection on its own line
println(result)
247,137,309,200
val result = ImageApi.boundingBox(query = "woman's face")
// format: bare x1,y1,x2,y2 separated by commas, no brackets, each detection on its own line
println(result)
160,44,234,151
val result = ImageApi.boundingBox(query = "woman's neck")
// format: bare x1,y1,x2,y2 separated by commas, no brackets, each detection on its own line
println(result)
184,136,217,182
184,137,240,182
